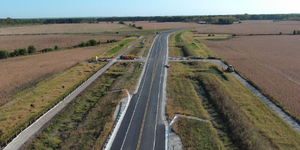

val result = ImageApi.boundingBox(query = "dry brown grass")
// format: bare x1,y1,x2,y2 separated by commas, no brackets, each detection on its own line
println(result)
0,46,106,106
195,20,300,35
0,22,136,35
124,21,206,30
0,35,125,52
202,35,300,118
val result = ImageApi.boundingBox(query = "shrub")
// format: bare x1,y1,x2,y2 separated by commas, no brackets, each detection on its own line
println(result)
9,52,16,57
54,45,58,50
87,39,97,46
42,48,53,53
212,34,215,36
129,24,131,26
232,34,237,36
79,42,86,47
28,45,36,54
294,30,296,35
14,49,20,56
136,26,143,29
208,34,211,36
119,20,124,24
98,40,101,45
107,40,110,43
0,50,8,59
19,48,28,55
132,24,136,27
279,32,282,35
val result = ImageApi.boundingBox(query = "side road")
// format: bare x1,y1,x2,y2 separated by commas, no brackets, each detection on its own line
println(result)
3,37,142,150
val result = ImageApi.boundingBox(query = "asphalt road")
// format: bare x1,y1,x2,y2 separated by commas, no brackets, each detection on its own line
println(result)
111,29,184,150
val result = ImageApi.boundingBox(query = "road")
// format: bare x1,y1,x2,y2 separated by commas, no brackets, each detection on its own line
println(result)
110,29,184,150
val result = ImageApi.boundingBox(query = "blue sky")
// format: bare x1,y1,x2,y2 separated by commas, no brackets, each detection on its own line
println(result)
0,0,299,18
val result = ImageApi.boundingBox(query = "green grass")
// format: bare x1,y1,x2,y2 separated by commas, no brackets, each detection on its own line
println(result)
189,43,199,50
119,39,135,46
173,116,225,150
106,46,123,55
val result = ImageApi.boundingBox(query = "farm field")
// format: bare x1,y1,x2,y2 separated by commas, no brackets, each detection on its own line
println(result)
0,45,106,106
0,22,137,35
201,35,300,119
0,35,125,52
195,20,300,35
124,21,206,30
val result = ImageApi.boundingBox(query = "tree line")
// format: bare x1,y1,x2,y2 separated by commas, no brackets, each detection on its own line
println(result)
0,14,300,27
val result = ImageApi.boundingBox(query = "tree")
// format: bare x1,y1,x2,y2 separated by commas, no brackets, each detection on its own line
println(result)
279,32,282,35
0,50,8,59
54,45,58,50
119,20,125,24
294,30,296,35
14,49,20,56
98,40,101,45
28,45,36,54
107,40,110,43
111,21,113,23
132,24,136,27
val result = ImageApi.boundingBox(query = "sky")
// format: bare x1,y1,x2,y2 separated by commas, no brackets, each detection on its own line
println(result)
0,0,299,18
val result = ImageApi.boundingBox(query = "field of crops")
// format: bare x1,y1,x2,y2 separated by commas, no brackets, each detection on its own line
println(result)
0,35,125,52
195,20,300,35
0,22,136,35
124,21,206,30
0,46,106,106
201,35,300,118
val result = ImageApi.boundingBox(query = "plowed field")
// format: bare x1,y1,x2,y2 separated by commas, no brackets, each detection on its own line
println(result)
0,35,125,52
0,46,106,106
0,22,136,35
202,35,300,118
195,20,300,35
124,21,206,30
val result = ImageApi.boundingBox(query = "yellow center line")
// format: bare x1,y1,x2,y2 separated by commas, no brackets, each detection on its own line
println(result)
136,34,164,150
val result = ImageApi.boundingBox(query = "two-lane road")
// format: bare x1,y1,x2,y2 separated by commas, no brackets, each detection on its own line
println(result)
111,29,184,150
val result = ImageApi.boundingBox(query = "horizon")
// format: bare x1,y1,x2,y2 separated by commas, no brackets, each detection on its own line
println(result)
1,0,299,19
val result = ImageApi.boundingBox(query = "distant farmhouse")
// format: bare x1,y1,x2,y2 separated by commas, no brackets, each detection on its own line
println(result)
198,21,207,24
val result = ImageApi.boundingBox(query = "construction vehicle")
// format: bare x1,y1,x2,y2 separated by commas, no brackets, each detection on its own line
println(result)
227,65,234,72
87,56,98,62
119,55,135,60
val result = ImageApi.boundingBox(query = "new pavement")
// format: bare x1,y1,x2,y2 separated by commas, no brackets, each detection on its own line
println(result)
111,29,184,150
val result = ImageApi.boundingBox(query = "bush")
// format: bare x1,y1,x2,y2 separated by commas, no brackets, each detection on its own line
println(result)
212,34,215,36
107,40,110,43
208,34,211,36
19,48,28,55
119,20,125,24
54,45,58,50
232,34,237,36
279,32,282,35
98,40,101,45
14,49,20,56
136,26,143,29
0,50,8,59
79,42,86,47
87,39,97,46
9,52,16,57
132,24,136,27
28,45,36,54
42,48,53,53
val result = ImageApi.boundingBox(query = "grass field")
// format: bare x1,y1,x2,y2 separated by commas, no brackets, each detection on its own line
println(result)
0,22,137,35
24,62,143,149
100,38,136,57
0,62,106,146
168,61,300,149
0,35,125,52
201,35,300,121
168,31,218,58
